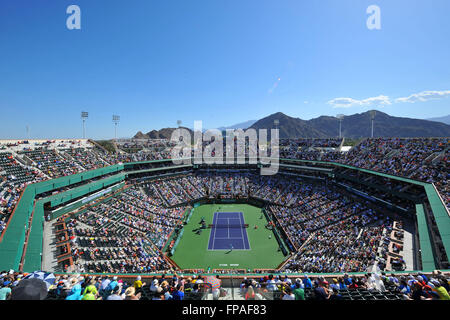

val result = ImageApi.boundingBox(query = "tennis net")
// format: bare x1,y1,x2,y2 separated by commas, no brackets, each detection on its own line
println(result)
208,223,249,229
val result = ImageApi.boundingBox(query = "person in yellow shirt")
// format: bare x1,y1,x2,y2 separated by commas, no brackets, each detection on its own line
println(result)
133,276,145,290
431,280,450,300
82,281,98,300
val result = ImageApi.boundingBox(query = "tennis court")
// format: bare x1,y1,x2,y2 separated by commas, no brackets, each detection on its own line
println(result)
171,204,286,270
207,212,250,250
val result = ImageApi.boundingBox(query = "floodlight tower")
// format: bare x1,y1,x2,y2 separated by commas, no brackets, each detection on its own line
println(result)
370,110,376,138
112,115,120,140
274,119,279,131
81,111,88,139
273,119,280,143
336,114,345,138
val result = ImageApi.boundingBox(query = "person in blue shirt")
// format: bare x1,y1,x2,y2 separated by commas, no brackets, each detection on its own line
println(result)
65,283,82,300
330,278,340,291
329,288,343,300
107,276,119,291
102,276,119,299
266,274,277,291
0,281,12,300
303,274,312,289
399,279,411,294
338,277,347,290
172,284,185,300
343,273,352,286
418,272,428,283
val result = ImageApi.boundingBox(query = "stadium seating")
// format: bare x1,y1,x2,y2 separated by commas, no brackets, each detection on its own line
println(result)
0,137,449,302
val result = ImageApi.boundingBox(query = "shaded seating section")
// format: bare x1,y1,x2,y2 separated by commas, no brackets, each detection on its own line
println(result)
281,213,395,273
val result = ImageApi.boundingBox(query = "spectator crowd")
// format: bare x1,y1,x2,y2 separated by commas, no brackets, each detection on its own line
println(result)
1,269,449,300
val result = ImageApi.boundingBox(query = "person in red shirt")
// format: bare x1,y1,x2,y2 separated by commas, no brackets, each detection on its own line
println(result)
245,286,256,300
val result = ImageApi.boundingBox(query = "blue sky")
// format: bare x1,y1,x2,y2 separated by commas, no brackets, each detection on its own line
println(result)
0,0,449,139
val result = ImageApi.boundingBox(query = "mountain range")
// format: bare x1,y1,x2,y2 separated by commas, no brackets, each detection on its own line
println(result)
217,120,257,131
426,115,450,125
134,110,450,139
134,127,193,140
249,110,450,138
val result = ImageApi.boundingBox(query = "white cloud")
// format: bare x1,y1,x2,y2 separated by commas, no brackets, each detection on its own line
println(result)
395,90,450,103
327,95,391,108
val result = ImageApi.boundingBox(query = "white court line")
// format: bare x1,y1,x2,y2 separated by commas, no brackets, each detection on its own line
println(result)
211,212,218,249
238,212,246,249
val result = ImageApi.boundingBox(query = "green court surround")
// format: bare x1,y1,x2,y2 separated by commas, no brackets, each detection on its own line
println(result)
170,204,286,270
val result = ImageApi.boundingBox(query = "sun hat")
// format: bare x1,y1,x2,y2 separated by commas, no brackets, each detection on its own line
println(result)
125,287,135,296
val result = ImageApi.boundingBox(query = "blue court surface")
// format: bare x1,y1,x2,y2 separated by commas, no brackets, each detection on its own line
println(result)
207,212,250,250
